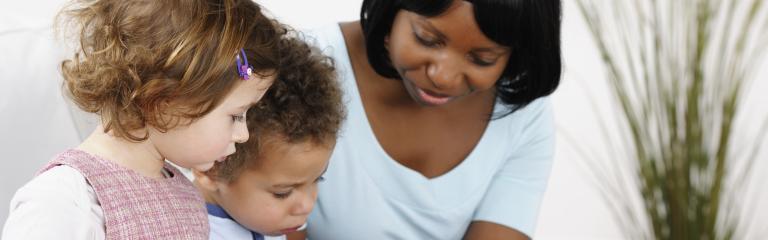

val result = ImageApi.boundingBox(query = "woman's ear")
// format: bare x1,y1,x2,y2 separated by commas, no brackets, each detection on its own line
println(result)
384,35,390,50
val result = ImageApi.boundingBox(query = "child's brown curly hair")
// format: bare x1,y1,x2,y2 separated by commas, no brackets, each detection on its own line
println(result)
59,0,285,141
205,34,345,182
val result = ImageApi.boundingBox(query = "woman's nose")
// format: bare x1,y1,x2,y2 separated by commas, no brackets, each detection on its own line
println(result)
426,53,465,90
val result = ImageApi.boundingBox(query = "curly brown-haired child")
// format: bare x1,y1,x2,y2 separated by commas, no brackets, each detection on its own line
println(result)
2,0,286,239
193,35,345,239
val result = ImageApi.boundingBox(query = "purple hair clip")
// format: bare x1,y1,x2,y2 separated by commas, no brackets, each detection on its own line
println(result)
235,49,253,80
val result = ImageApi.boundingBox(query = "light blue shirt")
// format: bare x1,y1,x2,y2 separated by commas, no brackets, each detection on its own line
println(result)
207,204,286,240
304,24,556,239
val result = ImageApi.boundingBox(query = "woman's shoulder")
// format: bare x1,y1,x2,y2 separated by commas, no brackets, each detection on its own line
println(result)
301,22,363,65
301,23,360,91
497,96,552,118
483,96,555,158
301,23,346,53
494,96,553,132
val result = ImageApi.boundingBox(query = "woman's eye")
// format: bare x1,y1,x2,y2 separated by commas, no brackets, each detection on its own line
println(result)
471,57,495,67
414,32,441,48
468,54,496,67
273,191,292,199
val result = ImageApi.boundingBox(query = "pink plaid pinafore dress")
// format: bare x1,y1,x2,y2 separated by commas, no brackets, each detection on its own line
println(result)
38,149,209,239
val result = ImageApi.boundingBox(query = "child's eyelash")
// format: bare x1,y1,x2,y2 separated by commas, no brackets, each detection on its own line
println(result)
273,191,292,199
232,114,245,122
272,177,325,199
315,176,325,183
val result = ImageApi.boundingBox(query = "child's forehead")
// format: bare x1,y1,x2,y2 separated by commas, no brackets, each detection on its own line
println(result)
255,141,331,166
232,159,321,187
257,134,334,153
240,140,331,175
221,74,275,106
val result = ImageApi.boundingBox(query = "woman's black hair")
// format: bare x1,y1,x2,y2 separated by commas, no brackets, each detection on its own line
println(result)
360,0,562,115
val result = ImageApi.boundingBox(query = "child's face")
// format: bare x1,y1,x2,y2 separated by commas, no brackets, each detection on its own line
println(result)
150,75,274,171
212,139,332,236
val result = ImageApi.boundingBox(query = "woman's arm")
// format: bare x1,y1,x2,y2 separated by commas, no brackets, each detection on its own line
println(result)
286,230,306,240
464,221,529,240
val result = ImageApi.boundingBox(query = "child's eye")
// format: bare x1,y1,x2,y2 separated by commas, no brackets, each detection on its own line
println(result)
273,191,292,199
232,113,245,122
314,176,325,183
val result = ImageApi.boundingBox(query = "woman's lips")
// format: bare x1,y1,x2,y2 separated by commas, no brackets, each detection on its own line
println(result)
416,87,454,105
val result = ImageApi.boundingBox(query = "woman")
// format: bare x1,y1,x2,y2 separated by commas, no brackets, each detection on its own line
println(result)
291,0,561,239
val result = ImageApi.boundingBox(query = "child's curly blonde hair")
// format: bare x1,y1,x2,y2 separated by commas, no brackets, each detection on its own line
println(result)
59,0,285,141
205,35,345,182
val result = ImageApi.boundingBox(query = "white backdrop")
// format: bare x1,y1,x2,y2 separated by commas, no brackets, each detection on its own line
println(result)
1,0,766,239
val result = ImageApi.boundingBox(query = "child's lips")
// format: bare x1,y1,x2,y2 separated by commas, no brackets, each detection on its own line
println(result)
216,152,235,162
280,225,302,233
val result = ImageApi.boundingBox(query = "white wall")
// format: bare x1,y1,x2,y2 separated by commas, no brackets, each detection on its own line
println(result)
0,0,86,232
1,1,766,239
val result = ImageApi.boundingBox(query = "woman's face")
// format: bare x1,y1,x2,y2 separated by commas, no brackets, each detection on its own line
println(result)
386,1,511,107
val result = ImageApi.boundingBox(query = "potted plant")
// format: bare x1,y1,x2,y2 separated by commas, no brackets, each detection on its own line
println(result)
573,0,768,239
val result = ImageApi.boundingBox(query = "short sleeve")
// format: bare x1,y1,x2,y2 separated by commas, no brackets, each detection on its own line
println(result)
2,166,105,240
472,98,556,237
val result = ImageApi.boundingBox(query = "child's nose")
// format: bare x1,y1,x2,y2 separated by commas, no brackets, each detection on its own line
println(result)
291,193,315,216
232,123,249,143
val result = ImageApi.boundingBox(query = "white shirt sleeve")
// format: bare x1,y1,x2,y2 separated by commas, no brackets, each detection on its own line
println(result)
472,98,556,238
2,166,105,240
